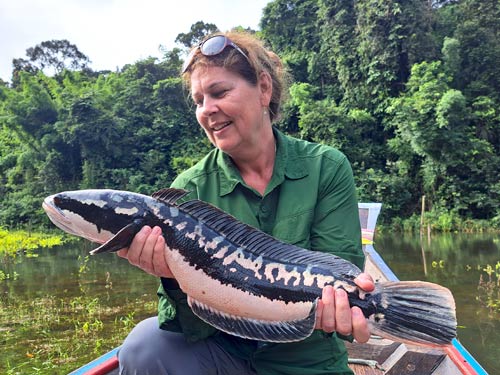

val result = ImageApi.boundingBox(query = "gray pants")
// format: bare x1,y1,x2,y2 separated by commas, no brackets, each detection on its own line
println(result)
118,317,257,375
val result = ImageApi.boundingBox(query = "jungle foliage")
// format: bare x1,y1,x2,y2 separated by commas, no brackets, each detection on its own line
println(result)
0,0,499,230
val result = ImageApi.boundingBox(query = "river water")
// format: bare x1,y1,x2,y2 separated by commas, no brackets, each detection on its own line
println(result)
375,232,500,375
0,244,159,374
1,233,499,374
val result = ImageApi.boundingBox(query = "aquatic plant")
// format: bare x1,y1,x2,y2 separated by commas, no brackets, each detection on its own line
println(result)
476,261,500,316
0,292,156,374
0,270,19,281
0,227,68,257
1,238,160,374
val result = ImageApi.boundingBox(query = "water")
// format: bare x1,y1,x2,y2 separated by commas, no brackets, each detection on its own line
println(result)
1,243,158,300
375,232,500,375
1,234,499,374
0,242,159,374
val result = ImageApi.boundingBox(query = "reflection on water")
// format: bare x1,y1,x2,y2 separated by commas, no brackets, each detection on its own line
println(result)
0,241,159,373
1,241,159,301
376,232,500,375
2,234,499,374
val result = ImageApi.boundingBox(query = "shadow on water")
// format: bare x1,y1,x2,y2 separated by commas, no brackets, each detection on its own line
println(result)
376,232,500,375
0,240,159,374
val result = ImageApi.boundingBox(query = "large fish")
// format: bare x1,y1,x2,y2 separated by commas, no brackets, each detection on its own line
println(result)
42,188,456,345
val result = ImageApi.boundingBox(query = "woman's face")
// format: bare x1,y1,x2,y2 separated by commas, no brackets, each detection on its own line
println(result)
190,66,271,156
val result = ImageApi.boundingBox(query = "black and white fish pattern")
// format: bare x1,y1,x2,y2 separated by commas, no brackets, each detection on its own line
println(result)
42,188,457,345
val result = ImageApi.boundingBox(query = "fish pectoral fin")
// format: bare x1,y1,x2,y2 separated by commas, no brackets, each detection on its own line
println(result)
90,220,143,255
188,297,317,343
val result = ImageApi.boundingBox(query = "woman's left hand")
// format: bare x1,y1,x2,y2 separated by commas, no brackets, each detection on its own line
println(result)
315,272,375,343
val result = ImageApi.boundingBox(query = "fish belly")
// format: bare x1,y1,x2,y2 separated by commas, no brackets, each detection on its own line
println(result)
165,247,314,322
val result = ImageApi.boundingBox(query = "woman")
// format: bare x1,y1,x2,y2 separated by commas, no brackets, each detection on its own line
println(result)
117,31,374,375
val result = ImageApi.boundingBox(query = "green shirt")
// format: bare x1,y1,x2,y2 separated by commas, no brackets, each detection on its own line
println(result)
157,128,363,374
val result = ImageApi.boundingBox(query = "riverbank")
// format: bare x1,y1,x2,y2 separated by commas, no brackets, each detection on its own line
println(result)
383,210,500,234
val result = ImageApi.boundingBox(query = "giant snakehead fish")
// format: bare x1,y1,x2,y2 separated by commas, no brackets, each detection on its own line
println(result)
42,188,457,345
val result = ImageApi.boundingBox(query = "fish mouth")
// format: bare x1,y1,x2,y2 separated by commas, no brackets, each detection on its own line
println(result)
42,196,79,236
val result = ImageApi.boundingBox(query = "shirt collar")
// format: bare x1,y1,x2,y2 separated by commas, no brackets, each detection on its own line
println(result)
218,152,242,196
274,127,308,180
217,127,309,197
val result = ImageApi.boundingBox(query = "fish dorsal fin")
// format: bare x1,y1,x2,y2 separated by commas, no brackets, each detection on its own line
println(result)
152,188,190,205
188,296,317,342
178,199,360,274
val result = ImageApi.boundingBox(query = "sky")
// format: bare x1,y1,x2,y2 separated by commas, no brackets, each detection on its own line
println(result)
0,0,272,82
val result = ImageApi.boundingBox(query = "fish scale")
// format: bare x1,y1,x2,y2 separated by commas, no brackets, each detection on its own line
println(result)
164,207,323,302
42,188,457,345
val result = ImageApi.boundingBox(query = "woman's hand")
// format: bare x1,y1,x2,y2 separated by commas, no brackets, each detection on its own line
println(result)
116,226,174,278
315,273,374,343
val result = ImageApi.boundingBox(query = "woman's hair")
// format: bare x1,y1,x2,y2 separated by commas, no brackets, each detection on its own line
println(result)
181,31,289,122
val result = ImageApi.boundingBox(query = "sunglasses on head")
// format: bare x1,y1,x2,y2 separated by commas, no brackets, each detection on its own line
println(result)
182,35,250,74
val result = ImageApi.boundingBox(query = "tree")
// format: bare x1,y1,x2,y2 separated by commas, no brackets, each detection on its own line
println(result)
355,0,437,106
452,0,500,100
1,15,499,228
317,0,363,103
261,0,320,54
175,21,219,48
4,72,58,145
387,59,499,218
12,40,91,84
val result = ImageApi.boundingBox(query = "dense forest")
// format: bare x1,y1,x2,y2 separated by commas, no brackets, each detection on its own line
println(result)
0,0,499,231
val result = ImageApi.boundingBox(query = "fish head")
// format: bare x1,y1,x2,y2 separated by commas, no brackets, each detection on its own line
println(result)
42,189,146,244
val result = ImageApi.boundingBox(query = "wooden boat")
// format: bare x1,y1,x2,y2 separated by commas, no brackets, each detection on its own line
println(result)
347,203,488,375
69,203,488,375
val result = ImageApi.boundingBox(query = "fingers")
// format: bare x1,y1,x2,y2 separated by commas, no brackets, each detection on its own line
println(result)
152,232,174,278
126,226,153,267
316,286,351,334
351,306,371,343
318,286,336,332
139,226,161,273
354,272,375,292
117,226,174,278
116,248,128,259
333,288,352,336
316,283,372,342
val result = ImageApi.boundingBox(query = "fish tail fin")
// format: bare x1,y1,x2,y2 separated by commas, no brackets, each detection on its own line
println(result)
367,281,456,346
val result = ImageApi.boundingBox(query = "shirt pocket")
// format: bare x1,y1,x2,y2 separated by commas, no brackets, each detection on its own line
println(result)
272,208,315,248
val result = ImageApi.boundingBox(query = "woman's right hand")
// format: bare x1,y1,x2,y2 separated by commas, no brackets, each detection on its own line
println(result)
117,225,174,278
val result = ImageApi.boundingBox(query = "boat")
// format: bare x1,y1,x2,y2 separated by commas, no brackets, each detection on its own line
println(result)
347,203,488,375
69,203,488,375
